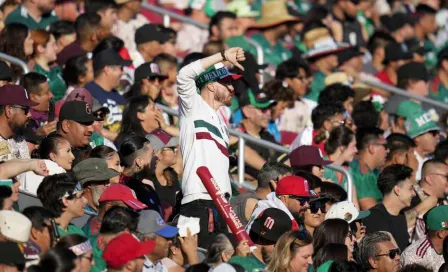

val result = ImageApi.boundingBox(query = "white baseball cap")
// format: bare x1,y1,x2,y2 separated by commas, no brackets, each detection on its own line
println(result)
0,210,32,243
325,201,370,223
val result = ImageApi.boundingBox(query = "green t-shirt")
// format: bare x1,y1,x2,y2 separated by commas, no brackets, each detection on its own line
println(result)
350,159,382,203
323,165,348,191
5,5,59,30
250,33,292,67
423,38,438,75
57,224,86,237
229,255,265,272
34,64,67,101
90,236,106,272
305,70,326,102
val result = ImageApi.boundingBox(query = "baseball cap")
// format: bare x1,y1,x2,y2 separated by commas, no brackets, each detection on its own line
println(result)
99,184,147,210
383,42,413,64
238,89,276,109
397,62,429,83
276,176,319,197
290,145,333,167
425,205,448,231
337,47,364,66
0,84,38,107
92,48,132,72
65,88,93,106
103,233,155,269
250,208,292,243
134,62,168,83
135,24,170,45
137,210,179,239
72,158,120,186
0,210,32,243
0,61,12,81
92,98,109,114
382,13,414,33
146,129,178,153
396,100,422,119
0,242,25,269
405,110,440,139
325,201,370,223
59,101,99,123
195,62,242,90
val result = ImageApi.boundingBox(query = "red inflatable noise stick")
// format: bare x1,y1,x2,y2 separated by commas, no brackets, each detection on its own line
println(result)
196,166,254,246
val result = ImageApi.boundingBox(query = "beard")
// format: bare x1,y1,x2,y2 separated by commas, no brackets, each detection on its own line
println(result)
91,186,105,207
261,246,272,263
215,89,232,107
11,120,28,137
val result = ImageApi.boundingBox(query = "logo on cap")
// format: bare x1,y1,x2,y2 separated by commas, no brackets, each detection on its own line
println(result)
263,217,275,230
86,104,92,114
131,189,137,199
257,93,267,99
309,189,318,196
344,212,353,222
156,215,165,226
442,222,448,228
150,63,160,74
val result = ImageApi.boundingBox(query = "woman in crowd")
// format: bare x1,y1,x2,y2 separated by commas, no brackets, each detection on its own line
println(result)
55,234,94,272
313,243,349,271
125,62,168,100
89,145,123,184
62,55,94,99
319,182,348,212
205,234,250,268
30,29,67,101
0,23,34,81
291,145,331,179
302,199,325,235
266,229,314,272
34,134,74,171
28,247,81,272
313,219,355,263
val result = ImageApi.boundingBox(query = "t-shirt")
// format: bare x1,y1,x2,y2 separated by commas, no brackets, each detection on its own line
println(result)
429,74,448,103
5,5,58,29
34,64,67,101
306,70,326,102
250,33,292,67
57,224,86,237
323,160,348,191
350,159,382,203
400,236,444,271
363,203,410,251
375,70,394,86
90,235,106,272
85,81,125,133
176,60,231,204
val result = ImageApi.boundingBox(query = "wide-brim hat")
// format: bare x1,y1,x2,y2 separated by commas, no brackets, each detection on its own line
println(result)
303,27,331,49
305,37,351,61
250,0,300,29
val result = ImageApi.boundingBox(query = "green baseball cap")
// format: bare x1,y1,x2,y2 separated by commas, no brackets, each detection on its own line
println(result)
238,89,277,109
405,111,440,139
195,63,242,90
425,206,448,231
396,100,422,118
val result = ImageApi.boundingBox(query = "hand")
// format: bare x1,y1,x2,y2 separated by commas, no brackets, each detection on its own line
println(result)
420,196,438,214
224,47,246,71
178,228,198,258
37,121,57,136
235,239,250,257
161,87,178,108
31,160,48,176
154,108,168,130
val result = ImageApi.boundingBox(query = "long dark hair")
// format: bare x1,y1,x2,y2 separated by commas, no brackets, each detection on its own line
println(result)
116,95,152,147
28,247,77,272
0,23,30,81
325,126,354,155
313,243,348,270
33,134,68,159
313,219,350,258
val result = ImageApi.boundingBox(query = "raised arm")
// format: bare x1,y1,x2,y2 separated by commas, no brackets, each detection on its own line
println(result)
0,159,48,179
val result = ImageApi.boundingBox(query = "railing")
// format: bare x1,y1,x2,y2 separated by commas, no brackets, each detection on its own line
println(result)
157,104,354,202
0,53,30,74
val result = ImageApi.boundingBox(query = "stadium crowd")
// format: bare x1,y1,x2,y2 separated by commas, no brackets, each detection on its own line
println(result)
1,0,448,271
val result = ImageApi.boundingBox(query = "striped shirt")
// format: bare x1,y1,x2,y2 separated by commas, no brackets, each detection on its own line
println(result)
177,60,231,204
400,236,444,271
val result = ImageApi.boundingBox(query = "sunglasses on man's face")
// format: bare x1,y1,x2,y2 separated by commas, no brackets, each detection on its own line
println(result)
375,248,401,259
289,196,310,206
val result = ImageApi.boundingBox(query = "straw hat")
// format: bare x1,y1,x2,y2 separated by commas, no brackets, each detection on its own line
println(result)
251,0,300,29
305,37,350,60
303,27,331,49
324,72,372,103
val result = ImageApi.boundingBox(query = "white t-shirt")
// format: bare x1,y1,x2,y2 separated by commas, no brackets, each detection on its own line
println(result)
177,60,231,204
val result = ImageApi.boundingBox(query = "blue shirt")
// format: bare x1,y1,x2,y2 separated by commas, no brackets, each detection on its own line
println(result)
85,81,125,133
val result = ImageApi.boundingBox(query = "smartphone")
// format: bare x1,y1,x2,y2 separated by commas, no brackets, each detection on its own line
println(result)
48,102,55,122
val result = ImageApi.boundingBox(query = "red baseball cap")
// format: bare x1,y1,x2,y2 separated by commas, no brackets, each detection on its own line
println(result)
103,233,155,268
290,146,333,167
99,184,147,210
276,176,318,197
0,84,38,107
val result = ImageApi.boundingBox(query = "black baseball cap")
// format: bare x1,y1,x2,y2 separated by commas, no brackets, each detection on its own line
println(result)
238,89,276,109
134,62,168,83
0,61,12,81
92,48,132,72
0,242,25,270
381,13,415,33
405,38,430,56
135,24,170,45
383,42,413,64
397,62,429,82
337,47,364,65
250,208,292,244
59,101,100,123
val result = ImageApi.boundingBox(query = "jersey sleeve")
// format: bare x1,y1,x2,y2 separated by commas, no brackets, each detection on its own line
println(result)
176,60,204,116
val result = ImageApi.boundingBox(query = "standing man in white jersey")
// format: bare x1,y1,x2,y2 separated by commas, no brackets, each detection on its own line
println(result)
177,47,245,247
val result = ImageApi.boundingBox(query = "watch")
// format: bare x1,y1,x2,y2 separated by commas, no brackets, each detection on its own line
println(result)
221,50,227,61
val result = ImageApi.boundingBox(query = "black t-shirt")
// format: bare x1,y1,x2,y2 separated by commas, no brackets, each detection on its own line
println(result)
152,169,181,207
363,203,410,251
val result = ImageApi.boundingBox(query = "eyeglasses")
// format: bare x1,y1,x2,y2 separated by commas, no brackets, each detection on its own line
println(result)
10,105,30,115
95,111,107,120
375,248,401,259
289,196,310,206
308,198,328,214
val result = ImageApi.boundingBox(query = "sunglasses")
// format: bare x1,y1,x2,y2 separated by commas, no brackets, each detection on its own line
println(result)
10,105,30,115
375,248,401,259
289,196,310,206
308,199,328,214
95,111,107,120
